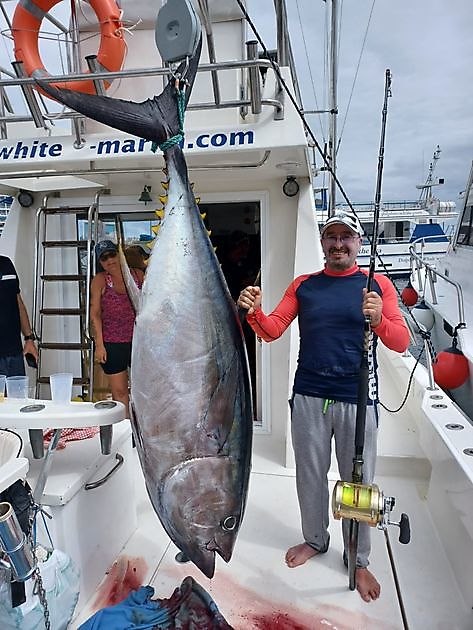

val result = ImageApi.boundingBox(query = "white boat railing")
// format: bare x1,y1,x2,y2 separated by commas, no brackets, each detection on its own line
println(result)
409,244,466,325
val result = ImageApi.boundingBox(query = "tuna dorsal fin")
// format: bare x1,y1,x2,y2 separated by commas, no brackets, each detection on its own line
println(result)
35,36,202,147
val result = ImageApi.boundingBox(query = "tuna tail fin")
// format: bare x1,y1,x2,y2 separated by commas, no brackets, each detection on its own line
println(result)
35,37,202,147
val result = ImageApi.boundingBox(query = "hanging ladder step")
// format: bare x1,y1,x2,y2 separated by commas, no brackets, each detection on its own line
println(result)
42,240,88,248
37,376,89,386
39,342,91,350
40,308,85,316
40,274,86,282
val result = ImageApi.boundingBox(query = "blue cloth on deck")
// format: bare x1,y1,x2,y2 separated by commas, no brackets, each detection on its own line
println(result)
78,586,170,630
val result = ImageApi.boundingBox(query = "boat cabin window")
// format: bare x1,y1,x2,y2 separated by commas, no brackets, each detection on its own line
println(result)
456,201,473,247
362,222,373,244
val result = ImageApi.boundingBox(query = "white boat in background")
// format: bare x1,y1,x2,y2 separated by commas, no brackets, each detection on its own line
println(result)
0,1,471,629
0,195,13,237
317,147,458,276
408,162,473,423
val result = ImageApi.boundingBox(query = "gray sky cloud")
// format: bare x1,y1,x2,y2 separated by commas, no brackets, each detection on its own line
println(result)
249,0,473,204
1,0,471,206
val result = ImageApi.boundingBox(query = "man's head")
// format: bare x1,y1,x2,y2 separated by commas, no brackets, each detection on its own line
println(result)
320,211,363,271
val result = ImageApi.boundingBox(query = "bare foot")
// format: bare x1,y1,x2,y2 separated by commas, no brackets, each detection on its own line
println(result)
285,543,318,568
356,567,381,602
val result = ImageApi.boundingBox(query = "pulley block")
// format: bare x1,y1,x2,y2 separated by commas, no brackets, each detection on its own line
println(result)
155,0,201,64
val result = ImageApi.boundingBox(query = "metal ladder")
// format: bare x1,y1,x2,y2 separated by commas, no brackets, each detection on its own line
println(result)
31,192,104,403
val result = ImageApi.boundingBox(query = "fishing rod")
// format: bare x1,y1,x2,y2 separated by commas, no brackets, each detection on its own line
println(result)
331,70,410,628
348,68,392,589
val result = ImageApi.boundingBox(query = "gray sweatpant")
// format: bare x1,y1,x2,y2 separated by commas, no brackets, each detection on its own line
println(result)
290,394,378,568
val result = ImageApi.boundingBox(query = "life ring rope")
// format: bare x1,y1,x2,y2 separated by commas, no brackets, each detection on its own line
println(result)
12,0,126,97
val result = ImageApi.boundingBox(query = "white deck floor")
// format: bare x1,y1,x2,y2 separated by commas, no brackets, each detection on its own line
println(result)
71,446,473,630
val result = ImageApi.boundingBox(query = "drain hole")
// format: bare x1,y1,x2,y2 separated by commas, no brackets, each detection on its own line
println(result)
429,394,444,400
463,448,473,457
446,423,464,431
432,403,448,409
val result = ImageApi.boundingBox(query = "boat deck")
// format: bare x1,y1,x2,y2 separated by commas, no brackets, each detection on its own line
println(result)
71,447,472,630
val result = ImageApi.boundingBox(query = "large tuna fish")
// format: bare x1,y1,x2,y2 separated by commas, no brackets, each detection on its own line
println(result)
37,37,253,579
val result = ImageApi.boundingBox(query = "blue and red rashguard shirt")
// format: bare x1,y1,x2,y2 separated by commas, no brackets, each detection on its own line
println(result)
246,264,409,404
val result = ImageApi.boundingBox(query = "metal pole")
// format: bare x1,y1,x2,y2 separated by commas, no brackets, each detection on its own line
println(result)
274,0,289,67
247,41,262,115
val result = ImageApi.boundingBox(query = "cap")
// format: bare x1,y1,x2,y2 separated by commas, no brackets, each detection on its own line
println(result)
320,211,364,237
95,240,117,258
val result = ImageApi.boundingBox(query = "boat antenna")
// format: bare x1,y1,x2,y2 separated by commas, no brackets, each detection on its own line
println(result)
348,68,392,590
417,145,442,204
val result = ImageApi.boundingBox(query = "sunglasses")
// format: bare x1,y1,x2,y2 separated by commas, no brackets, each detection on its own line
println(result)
100,251,117,262
322,234,359,245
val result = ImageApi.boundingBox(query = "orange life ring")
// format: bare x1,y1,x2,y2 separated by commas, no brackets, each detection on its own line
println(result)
12,0,125,97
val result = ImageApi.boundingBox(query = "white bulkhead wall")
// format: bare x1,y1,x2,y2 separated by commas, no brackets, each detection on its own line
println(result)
77,0,247,132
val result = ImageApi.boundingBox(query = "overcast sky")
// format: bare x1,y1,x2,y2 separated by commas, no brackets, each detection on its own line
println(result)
1,0,471,205
248,0,473,204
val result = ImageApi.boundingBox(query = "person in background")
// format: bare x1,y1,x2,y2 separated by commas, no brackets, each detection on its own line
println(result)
237,211,409,602
125,244,149,273
0,255,38,377
90,240,144,413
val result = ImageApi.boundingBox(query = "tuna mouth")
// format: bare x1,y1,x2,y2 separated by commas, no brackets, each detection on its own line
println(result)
205,537,233,563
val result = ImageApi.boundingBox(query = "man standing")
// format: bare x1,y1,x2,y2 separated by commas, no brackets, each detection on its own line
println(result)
237,211,409,602
0,255,38,376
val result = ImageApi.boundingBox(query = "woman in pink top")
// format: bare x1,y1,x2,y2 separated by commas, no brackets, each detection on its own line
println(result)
90,240,144,413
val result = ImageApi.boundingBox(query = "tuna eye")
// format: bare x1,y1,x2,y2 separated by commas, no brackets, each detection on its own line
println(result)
221,516,237,531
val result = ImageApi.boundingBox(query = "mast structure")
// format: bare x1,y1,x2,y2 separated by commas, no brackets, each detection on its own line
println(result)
417,145,443,204
327,0,338,216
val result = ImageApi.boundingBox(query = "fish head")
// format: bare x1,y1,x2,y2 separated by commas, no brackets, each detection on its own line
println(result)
160,456,245,578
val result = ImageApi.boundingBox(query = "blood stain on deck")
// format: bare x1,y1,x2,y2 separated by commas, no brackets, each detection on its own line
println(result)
92,555,148,610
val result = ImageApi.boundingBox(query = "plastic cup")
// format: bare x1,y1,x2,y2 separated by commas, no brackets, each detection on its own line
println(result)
0,375,6,402
6,376,29,401
49,373,73,403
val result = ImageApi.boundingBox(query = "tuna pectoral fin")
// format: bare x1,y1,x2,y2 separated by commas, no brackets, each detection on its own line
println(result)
160,456,242,578
34,38,202,146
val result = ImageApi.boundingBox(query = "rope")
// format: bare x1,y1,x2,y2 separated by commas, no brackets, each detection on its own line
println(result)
151,87,186,154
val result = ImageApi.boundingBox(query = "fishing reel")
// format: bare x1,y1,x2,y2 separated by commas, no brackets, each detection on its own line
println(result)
332,481,410,543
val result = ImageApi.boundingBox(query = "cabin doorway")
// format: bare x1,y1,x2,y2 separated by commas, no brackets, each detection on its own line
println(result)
199,201,262,425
